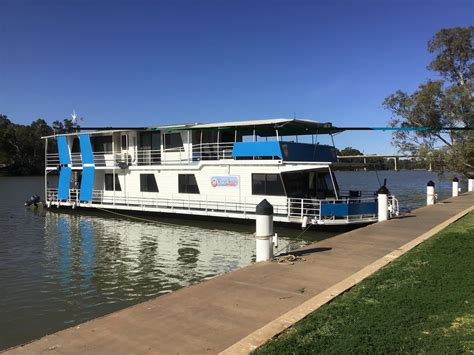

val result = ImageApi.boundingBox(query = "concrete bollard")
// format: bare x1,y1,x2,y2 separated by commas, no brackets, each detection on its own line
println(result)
255,199,274,262
426,180,436,206
452,177,459,197
377,185,389,222
469,178,473,192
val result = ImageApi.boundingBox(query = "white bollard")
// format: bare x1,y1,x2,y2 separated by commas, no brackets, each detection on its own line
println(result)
255,199,274,262
469,178,473,192
426,180,436,206
377,185,389,222
452,177,459,197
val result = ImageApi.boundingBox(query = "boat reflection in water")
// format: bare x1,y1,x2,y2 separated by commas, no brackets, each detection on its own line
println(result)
49,211,260,302
1,206,334,350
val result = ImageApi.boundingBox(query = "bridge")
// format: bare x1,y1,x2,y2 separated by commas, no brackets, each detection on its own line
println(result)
337,154,424,171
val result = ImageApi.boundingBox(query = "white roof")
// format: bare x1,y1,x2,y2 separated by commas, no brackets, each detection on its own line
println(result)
42,118,337,138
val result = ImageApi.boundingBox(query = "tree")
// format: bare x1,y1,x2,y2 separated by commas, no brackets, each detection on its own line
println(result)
339,147,363,157
0,115,55,175
0,115,12,164
337,146,389,170
52,118,79,134
383,26,473,176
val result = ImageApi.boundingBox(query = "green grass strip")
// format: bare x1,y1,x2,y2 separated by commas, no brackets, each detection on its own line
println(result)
254,212,474,354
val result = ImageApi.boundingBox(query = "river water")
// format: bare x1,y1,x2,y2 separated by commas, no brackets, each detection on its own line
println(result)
0,171,464,349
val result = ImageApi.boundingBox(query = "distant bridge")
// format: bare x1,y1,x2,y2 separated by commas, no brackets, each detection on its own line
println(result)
337,154,424,171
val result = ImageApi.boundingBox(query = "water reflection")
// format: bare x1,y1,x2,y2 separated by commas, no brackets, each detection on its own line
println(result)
3,204,327,350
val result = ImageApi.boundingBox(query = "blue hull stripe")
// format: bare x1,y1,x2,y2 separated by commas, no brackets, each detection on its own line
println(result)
57,167,71,200
57,136,71,165
80,167,95,202
79,134,94,165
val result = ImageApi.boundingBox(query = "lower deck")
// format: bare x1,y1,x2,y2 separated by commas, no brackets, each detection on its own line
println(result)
46,188,386,226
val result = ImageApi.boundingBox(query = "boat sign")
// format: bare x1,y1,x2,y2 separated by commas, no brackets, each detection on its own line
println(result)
211,176,239,188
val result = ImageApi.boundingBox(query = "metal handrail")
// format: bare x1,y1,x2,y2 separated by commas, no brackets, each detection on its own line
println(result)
46,187,387,224
46,142,238,167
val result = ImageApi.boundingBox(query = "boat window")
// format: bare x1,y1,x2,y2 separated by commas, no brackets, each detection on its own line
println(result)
201,131,218,144
91,136,113,153
105,174,121,191
164,133,183,149
282,171,336,199
139,132,161,150
178,174,200,194
140,174,159,192
220,130,236,143
252,174,285,196
121,135,127,150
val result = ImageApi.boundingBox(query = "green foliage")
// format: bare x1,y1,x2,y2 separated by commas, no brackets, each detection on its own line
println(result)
0,115,53,175
254,213,474,354
384,26,474,177
428,27,474,86
338,147,363,156
52,118,79,134
0,114,78,175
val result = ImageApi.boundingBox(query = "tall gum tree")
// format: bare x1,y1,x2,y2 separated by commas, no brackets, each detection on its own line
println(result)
383,26,473,177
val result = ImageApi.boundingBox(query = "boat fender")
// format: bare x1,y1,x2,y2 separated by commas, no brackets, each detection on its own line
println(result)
301,216,308,229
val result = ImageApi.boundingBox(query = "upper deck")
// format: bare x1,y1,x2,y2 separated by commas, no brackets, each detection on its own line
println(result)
44,118,341,168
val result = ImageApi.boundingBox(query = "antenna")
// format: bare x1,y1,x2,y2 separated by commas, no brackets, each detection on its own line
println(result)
71,109,78,125
71,109,84,125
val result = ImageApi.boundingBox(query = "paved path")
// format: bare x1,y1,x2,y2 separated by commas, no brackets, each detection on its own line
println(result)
7,193,474,355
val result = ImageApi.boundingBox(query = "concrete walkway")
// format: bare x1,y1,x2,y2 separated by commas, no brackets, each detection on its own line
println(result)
7,193,474,355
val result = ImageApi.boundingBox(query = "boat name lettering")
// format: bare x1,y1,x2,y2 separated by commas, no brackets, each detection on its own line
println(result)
211,176,239,188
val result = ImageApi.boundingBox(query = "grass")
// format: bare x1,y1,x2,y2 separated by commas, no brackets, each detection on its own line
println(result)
254,212,474,354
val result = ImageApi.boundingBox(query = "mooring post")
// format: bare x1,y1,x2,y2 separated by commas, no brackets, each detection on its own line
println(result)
452,177,459,197
426,180,436,206
377,185,389,222
255,199,274,262
469,177,473,192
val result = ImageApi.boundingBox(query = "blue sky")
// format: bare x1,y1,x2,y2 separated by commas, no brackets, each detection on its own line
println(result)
1,0,473,153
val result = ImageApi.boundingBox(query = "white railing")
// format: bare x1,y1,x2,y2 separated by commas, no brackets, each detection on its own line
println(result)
46,142,237,168
71,153,82,167
46,153,60,167
389,195,400,217
191,142,234,161
287,198,321,218
46,188,393,224
338,190,377,198
136,149,161,165
47,188,290,217
93,151,118,167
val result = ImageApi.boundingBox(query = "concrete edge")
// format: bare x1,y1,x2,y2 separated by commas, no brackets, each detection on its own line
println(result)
220,205,474,355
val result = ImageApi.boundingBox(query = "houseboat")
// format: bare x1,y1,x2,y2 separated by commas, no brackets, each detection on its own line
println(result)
43,118,399,226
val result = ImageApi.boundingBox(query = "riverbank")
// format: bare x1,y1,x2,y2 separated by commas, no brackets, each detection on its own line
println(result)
6,192,473,354
254,212,474,354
